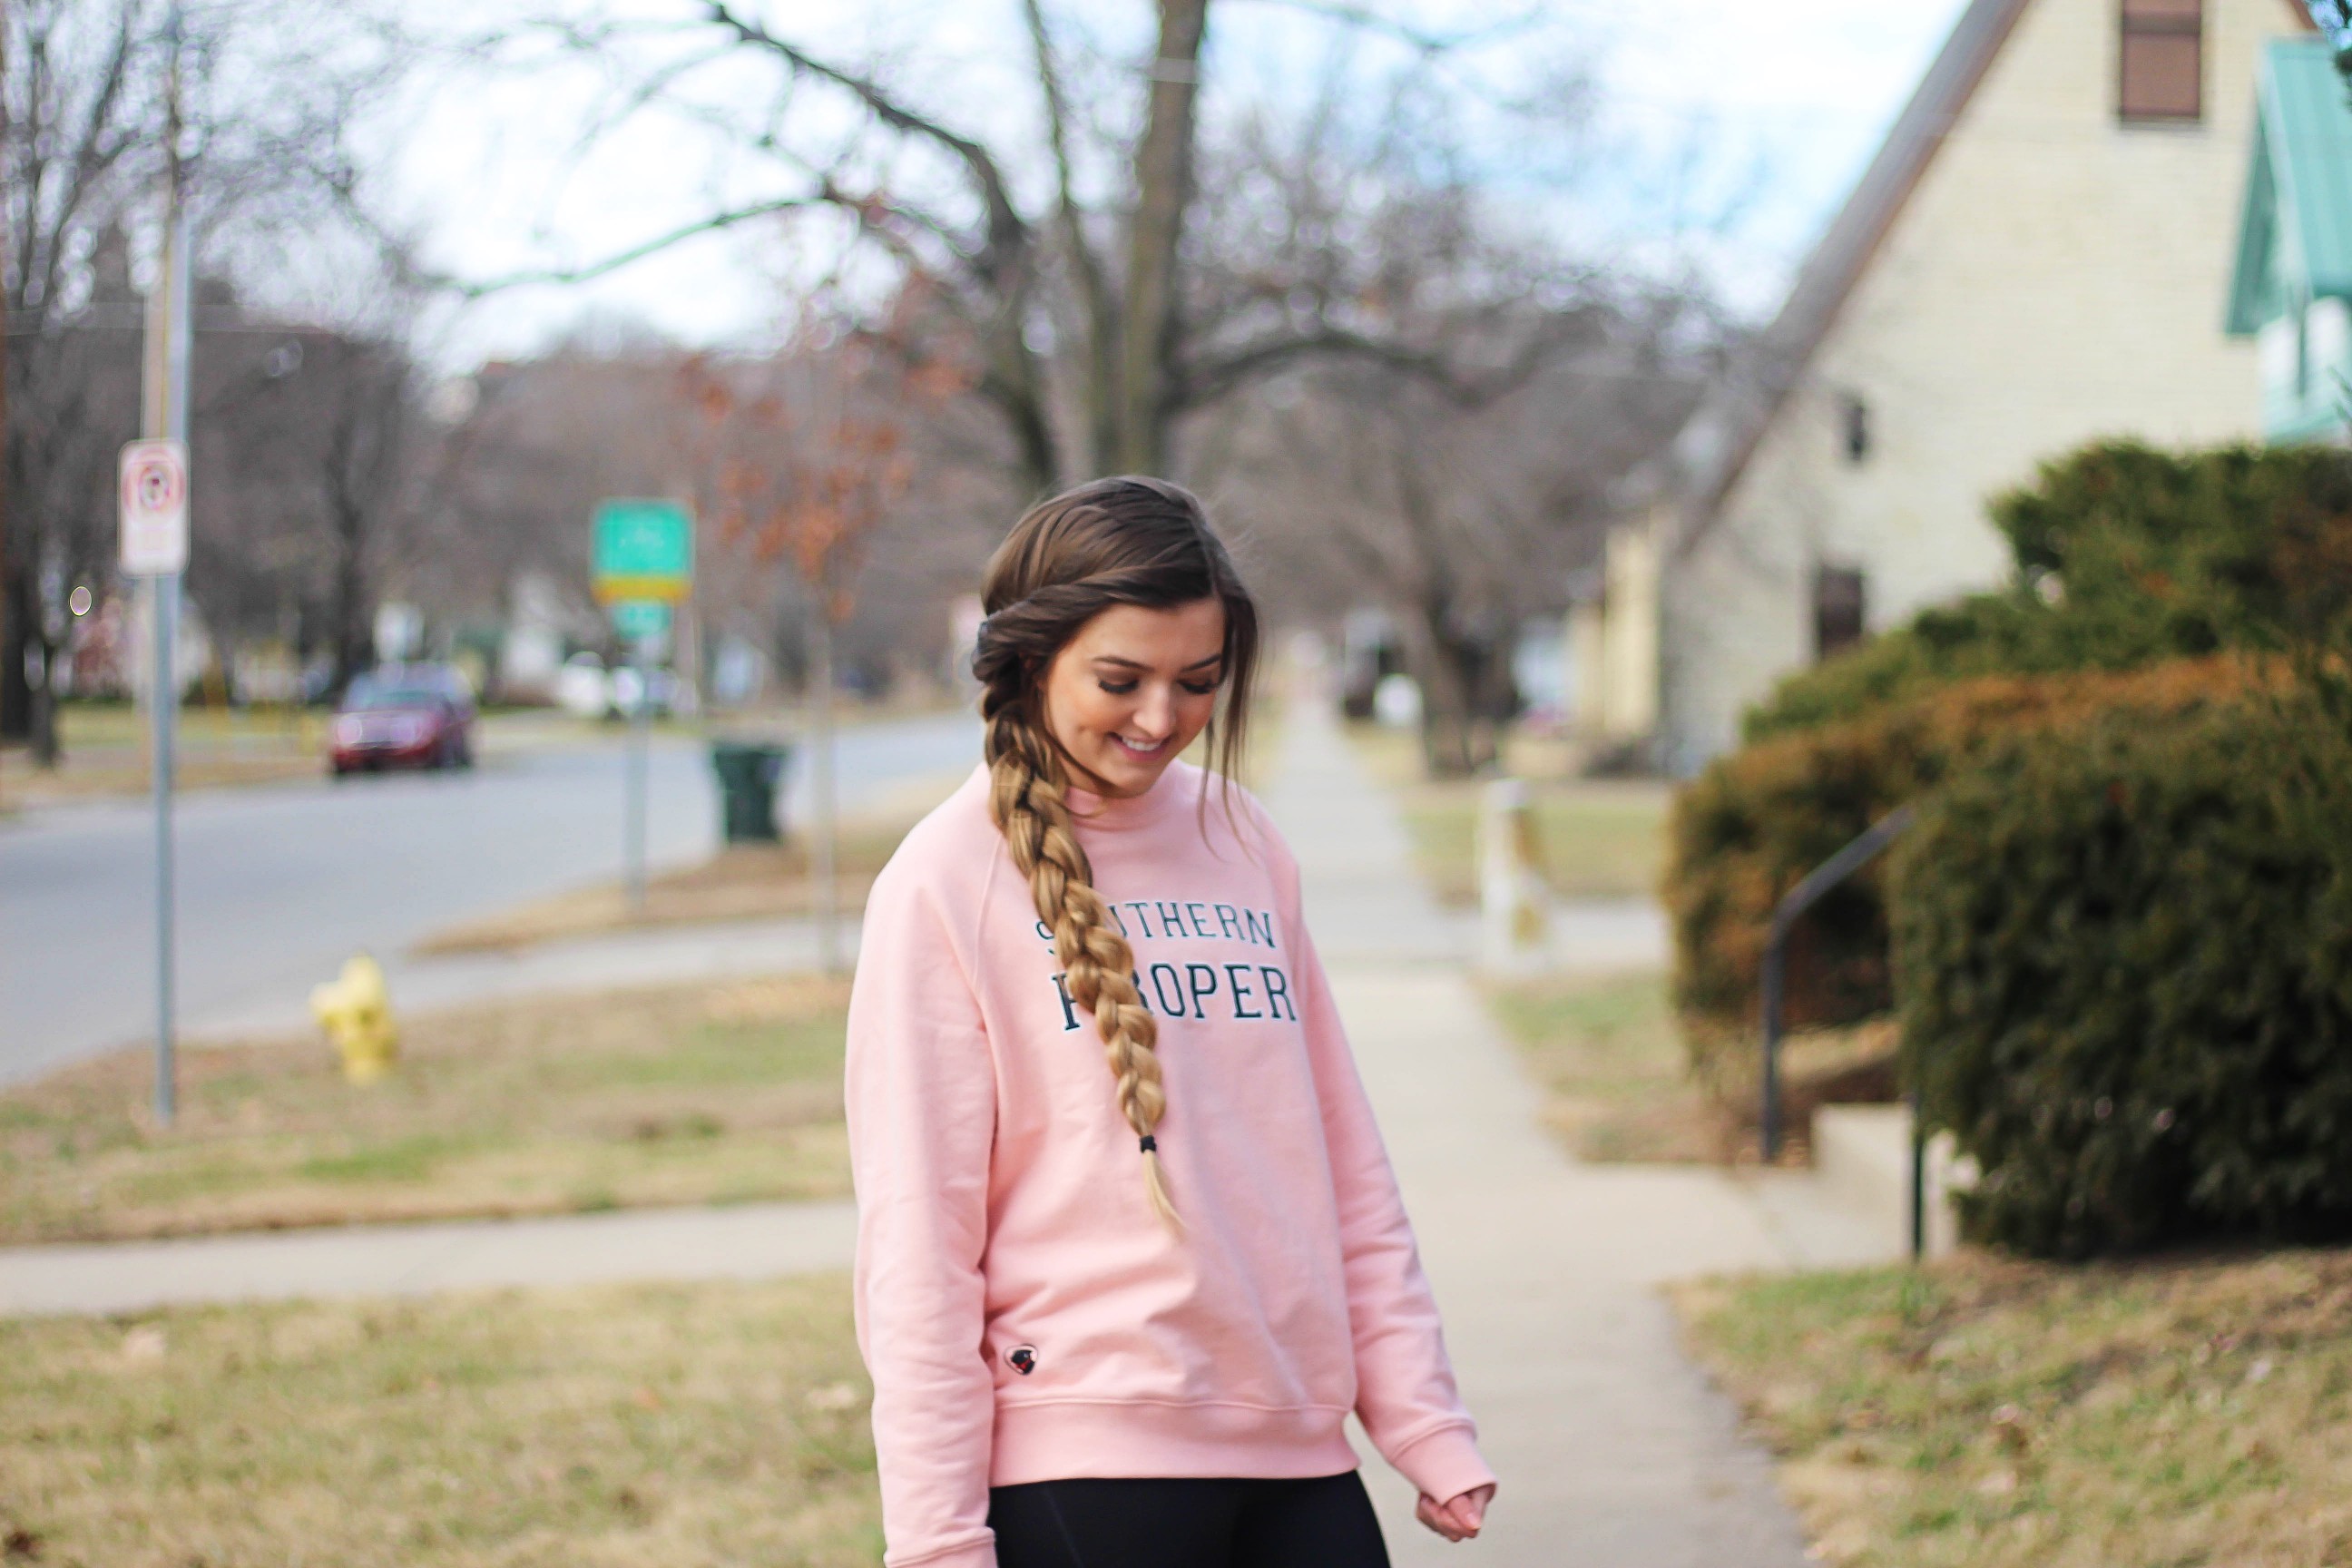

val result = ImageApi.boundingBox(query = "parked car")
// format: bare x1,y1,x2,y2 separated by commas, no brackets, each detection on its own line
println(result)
329,664,476,775
554,652,610,720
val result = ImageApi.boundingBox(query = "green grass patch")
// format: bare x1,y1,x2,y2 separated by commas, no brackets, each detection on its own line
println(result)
0,978,853,1242
1344,721,1668,905
1485,971,1724,1162
0,1273,881,1567
1674,1247,2352,1566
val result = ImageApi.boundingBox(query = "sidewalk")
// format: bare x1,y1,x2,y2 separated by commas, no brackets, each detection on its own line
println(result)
1265,701,1812,1567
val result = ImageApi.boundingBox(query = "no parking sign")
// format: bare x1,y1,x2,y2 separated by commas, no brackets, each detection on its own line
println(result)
119,439,190,576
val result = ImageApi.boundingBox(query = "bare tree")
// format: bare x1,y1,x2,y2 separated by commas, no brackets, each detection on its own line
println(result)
190,289,426,694
462,1,1587,496
2,0,411,751
1219,290,1710,773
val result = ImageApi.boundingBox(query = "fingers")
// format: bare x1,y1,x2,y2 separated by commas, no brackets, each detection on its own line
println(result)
1415,1493,1476,1544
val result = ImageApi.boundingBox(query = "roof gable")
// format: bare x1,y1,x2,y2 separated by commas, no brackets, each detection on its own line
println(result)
1669,0,2033,544
1675,0,2318,548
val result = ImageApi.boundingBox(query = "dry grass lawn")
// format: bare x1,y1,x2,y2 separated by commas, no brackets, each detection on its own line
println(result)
0,978,852,1243
417,769,967,954
1344,722,1669,904
1675,1247,2352,1567
0,1273,881,1568
0,704,324,809
1485,971,1728,1163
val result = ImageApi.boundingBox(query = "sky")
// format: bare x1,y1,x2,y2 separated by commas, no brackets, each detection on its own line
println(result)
376,0,1975,370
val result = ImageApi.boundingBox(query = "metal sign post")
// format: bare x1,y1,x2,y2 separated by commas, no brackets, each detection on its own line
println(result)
592,502,692,917
120,438,190,1127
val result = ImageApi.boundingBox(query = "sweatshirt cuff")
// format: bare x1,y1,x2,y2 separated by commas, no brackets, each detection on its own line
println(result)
1387,1422,1496,1504
885,1537,995,1568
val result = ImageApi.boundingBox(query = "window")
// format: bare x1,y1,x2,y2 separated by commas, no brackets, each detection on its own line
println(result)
1813,566,1867,662
1838,393,1870,464
2119,0,2201,122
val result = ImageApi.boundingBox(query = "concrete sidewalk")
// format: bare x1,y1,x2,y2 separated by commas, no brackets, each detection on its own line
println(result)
0,1200,857,1318
1264,701,1813,1568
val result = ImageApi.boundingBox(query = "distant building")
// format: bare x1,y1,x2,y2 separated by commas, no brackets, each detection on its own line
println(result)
1621,0,2314,771
2226,36,2352,440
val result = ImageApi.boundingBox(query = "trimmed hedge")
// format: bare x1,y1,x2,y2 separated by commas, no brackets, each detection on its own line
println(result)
1891,700,2352,1257
1742,440,2352,741
1664,660,2266,1084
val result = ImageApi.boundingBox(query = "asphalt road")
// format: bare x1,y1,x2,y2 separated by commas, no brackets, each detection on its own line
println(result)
0,710,981,1087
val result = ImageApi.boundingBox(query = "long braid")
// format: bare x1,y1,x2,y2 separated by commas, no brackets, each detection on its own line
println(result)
985,707,1180,1228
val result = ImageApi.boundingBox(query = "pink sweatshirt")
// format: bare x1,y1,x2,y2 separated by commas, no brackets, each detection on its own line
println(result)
846,760,1493,1568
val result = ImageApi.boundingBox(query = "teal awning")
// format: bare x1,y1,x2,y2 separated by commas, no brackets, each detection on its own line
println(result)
2228,38,2352,334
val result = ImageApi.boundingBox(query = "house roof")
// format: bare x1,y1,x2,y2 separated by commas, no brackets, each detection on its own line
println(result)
1671,0,2317,551
2226,37,2352,333
1665,0,2034,551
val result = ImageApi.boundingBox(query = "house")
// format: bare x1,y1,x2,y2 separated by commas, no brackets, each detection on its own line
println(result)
1622,0,2314,771
2225,36,2352,439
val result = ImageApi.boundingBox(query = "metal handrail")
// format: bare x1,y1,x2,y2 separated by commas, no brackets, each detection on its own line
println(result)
1758,804,1916,1164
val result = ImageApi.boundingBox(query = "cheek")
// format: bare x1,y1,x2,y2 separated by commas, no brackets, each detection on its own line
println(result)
1174,690,1220,742
1044,672,1120,741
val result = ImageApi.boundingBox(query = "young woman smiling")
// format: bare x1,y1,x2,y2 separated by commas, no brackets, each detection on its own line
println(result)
847,477,1495,1568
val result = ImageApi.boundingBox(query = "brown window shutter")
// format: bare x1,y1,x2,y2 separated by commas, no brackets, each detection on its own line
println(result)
2120,0,2202,122
1813,567,1867,662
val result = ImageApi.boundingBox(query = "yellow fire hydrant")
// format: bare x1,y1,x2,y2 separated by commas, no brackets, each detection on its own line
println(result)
310,955,399,1083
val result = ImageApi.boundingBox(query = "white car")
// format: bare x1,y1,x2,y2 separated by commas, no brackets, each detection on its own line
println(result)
554,653,610,719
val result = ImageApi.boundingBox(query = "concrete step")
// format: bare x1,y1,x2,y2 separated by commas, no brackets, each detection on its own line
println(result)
1811,1103,1971,1259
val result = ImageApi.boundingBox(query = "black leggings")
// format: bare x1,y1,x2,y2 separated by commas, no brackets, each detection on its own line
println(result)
988,1472,1390,1568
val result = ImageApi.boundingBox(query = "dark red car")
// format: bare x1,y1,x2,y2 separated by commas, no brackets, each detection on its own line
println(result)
329,665,476,775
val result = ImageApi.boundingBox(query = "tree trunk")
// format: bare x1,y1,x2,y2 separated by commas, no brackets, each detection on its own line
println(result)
1393,595,1483,778
1114,0,1210,474
0,289,24,743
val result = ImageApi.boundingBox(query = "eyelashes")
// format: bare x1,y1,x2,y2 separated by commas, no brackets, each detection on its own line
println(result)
1097,680,1220,697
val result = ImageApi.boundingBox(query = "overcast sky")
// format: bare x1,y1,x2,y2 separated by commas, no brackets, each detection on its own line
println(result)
377,0,1973,370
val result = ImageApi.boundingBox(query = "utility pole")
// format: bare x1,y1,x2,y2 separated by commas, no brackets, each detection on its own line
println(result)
810,582,839,975
139,10,192,1126
0,0,15,770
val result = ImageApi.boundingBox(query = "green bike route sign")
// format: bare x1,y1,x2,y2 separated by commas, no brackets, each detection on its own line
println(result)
593,499,693,603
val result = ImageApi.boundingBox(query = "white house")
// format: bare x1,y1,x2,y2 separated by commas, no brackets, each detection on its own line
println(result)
1630,0,2312,770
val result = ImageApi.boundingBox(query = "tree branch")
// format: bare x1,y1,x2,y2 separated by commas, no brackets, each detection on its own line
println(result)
436,195,823,295
1219,0,1546,56
1022,0,1116,471
698,2,1030,278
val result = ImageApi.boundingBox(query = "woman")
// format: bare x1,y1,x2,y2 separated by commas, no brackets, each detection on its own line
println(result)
848,477,1495,1568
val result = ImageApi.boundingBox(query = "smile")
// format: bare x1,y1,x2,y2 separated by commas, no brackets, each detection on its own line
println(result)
1111,734,1171,759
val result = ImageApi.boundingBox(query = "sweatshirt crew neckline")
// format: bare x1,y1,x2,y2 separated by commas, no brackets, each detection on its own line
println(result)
1061,759,1205,833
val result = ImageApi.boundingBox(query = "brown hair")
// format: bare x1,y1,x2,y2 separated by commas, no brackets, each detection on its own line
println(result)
972,476,1260,1226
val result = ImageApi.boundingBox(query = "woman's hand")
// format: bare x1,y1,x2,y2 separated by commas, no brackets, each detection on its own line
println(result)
1415,1483,1494,1543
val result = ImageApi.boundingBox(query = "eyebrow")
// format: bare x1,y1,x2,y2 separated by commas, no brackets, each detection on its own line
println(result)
1091,653,1224,672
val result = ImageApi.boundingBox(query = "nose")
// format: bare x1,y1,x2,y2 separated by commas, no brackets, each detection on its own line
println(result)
1131,683,1176,740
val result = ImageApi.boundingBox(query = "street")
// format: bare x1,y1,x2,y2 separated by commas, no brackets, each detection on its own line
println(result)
0,710,980,1086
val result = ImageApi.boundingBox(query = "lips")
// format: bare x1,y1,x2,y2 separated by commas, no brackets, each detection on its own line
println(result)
1111,734,1171,759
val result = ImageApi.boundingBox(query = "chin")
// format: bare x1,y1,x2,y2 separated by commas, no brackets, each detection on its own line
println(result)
1090,740,1179,795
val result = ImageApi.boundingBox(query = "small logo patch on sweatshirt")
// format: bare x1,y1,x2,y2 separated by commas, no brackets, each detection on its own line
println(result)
1006,1345,1038,1376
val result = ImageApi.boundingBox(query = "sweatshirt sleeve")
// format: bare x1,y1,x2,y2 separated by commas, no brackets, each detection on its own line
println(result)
846,862,1001,1568
1276,845,1498,1508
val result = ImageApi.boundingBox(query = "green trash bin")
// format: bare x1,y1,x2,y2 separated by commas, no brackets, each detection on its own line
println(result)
710,740,791,843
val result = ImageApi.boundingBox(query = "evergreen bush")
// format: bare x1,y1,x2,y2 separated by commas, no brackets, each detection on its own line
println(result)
1665,660,2265,1082
1891,701,2352,1257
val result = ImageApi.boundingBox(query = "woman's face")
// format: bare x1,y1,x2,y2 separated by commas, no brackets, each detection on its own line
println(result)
1040,598,1228,799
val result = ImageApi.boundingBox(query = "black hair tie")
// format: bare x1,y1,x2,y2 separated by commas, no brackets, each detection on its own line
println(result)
1139,1135,1158,1154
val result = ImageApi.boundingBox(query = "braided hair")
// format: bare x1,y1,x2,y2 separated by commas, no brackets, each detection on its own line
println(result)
971,477,1259,1228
